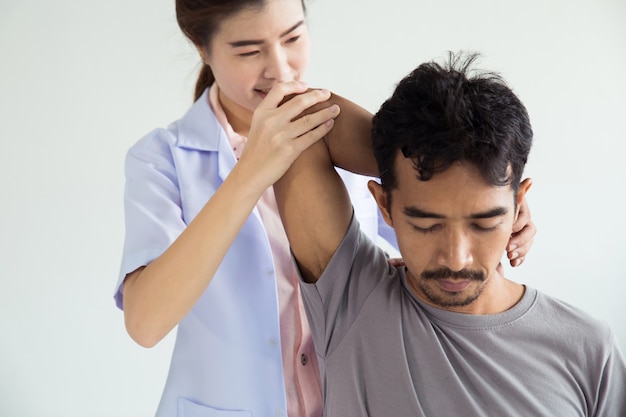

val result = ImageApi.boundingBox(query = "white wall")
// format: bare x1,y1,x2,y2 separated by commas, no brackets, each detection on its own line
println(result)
1,0,624,415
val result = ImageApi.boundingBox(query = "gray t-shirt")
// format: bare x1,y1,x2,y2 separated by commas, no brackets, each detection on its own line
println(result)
300,216,626,417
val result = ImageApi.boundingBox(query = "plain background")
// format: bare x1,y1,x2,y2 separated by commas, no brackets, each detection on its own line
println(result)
1,0,625,415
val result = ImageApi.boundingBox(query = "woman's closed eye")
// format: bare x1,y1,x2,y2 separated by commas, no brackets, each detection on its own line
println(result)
238,50,260,57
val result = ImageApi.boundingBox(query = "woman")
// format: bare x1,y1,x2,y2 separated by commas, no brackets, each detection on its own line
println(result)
115,0,536,416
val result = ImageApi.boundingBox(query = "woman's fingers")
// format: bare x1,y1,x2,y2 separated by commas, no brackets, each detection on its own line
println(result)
512,193,532,234
289,115,336,155
507,190,535,267
250,85,339,156
279,88,336,130
254,85,336,137
263,83,335,123
240,82,342,189
291,102,340,137
387,258,405,267
259,81,310,109
507,221,536,267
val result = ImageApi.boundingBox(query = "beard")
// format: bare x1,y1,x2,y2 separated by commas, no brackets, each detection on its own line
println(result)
417,268,486,308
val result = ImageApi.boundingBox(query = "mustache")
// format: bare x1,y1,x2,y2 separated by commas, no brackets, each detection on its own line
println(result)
421,268,485,281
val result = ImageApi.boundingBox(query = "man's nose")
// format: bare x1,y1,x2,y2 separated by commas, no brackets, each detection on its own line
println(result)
437,230,473,272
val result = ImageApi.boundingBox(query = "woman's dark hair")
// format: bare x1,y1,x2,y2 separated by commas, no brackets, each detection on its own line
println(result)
371,52,533,197
176,0,306,101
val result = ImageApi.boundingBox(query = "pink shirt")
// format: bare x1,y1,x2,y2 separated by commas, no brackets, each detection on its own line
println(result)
209,85,323,417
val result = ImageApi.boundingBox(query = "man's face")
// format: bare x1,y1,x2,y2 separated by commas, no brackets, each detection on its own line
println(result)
372,153,528,314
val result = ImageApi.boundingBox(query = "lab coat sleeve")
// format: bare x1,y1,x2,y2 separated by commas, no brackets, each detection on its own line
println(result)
114,129,186,309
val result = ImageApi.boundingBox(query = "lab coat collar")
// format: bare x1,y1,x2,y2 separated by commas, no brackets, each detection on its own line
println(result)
176,88,225,153
175,88,237,180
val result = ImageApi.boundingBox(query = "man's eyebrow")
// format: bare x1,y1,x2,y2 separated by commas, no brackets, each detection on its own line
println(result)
228,20,304,48
470,207,508,219
403,206,508,219
403,207,444,219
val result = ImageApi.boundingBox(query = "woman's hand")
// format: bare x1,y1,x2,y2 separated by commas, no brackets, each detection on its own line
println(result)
387,258,405,268
239,81,340,189
506,192,536,267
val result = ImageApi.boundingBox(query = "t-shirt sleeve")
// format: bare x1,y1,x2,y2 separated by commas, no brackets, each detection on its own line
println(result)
594,328,626,416
114,129,186,309
299,213,392,357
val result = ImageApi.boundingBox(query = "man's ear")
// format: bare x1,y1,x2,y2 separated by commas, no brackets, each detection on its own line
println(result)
514,178,533,220
368,180,393,227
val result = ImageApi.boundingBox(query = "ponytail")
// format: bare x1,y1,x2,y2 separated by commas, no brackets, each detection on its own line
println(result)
194,64,215,101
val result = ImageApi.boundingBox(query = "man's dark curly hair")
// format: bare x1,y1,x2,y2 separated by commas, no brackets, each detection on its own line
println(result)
371,52,533,199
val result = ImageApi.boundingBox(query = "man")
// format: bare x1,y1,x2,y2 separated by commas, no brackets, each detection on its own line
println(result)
274,53,626,416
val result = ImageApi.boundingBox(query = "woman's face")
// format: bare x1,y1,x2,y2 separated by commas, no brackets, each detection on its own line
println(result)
206,0,310,127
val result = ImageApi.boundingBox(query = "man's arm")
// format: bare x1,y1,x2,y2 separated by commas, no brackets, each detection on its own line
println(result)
274,94,375,283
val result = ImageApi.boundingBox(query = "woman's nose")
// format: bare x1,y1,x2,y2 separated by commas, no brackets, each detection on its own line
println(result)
264,47,292,81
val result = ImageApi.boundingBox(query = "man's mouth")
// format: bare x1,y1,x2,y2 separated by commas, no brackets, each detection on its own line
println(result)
436,279,472,293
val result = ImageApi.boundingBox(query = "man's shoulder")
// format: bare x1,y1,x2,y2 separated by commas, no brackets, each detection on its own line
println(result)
312,214,400,298
534,289,614,346
342,215,397,276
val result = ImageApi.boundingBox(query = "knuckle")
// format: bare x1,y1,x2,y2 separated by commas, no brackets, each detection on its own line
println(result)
300,113,313,127
313,87,327,97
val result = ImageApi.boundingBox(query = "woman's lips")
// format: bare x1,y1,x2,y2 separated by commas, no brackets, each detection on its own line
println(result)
254,88,271,98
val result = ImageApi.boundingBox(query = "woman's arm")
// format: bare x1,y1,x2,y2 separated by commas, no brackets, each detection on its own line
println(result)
122,83,338,347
